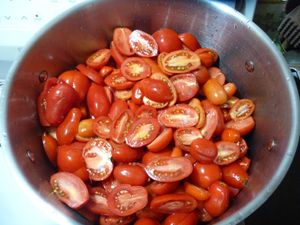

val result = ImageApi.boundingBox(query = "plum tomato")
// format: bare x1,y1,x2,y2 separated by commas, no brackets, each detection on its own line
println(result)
77,118,96,141
203,78,228,105
140,78,173,103
195,48,218,68
113,27,135,56
221,128,241,143
222,162,249,189
121,57,151,81
111,142,142,163
134,217,160,225
129,30,158,57
229,99,255,121
237,138,249,159
104,70,134,90
87,83,110,118
99,215,134,225
174,127,203,151
152,28,182,53
223,82,237,97
76,64,104,85
42,132,58,166
86,49,111,70
110,41,128,67
190,138,218,164
136,105,158,119
225,116,255,136
150,193,197,214
113,164,148,186
145,156,193,182
93,116,112,139
161,50,201,74
142,149,172,165
82,138,113,181
192,66,210,85
50,172,89,209
108,99,128,121
125,117,160,148
183,182,210,201
237,156,251,171
147,128,173,152
170,73,199,102
188,98,206,129
100,66,114,77
111,109,134,144
178,32,201,51
149,181,180,195
163,211,198,225
107,184,148,216
158,104,199,128
214,141,240,165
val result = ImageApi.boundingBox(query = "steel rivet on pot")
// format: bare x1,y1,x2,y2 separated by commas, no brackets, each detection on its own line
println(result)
245,60,255,72
38,71,48,83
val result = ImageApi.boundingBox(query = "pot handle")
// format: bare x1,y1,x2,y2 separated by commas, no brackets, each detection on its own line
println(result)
284,50,300,90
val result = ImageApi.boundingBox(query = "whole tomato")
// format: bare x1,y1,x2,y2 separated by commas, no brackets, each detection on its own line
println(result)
87,83,110,118
152,28,182,53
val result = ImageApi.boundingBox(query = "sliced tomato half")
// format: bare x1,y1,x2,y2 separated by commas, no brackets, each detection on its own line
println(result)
121,57,151,81
214,141,240,165
113,27,135,56
129,30,158,57
174,127,203,151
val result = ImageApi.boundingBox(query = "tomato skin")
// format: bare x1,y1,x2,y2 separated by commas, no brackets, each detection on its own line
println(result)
87,83,110,118
111,142,142,163
104,70,134,90
108,99,128,121
204,181,230,217
237,156,251,171
113,27,134,56
76,118,96,142
99,215,134,225
121,57,151,81
142,149,172,164
178,32,201,51
225,116,255,136
42,132,58,166
163,211,198,225
150,193,197,214
147,128,173,152
111,109,134,144
203,78,228,105
229,99,255,121
195,48,218,68
149,181,180,195
113,164,148,186
199,100,218,140
152,28,182,53
214,141,240,165
221,128,241,143
170,74,199,102
93,116,112,139
76,64,104,85
183,182,210,201
129,30,158,57
134,217,160,225
192,66,210,85
56,108,81,145
136,105,158,119
174,127,202,152
86,48,111,69
223,82,237,97
222,162,249,189
100,66,114,77
190,138,218,164
188,98,206,129
110,41,128,67
140,78,173,102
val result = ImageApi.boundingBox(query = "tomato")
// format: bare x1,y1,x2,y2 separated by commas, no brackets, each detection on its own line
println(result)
229,99,255,121
204,181,230,217
142,149,172,164
174,127,202,151
203,78,227,105
102,175,120,193
221,96,240,109
76,118,96,141
207,67,225,85
200,100,220,140
192,66,210,85
82,138,113,181
87,83,110,118
107,184,148,216
113,164,148,186
223,82,237,97
195,48,218,68
111,109,134,143
99,215,134,225
73,166,89,182
171,146,183,157
131,81,144,105
221,128,241,142
237,156,251,171
113,27,135,56
121,57,151,81
129,30,158,57
143,96,168,109
142,57,163,73
57,142,86,173
134,217,160,225
136,207,166,221
222,162,248,189
100,66,114,77
76,64,104,85
225,116,255,136
136,105,158,119
147,128,173,152
42,132,58,166
140,78,173,102
178,32,201,51
125,118,160,148
236,138,249,158
158,104,199,128
198,208,213,222
161,50,200,74
86,49,111,69
58,69,91,102
188,98,206,129
107,100,128,121
163,211,198,225
111,142,142,163
104,70,134,90
157,52,173,75
145,156,193,182
56,108,81,145
150,193,197,214
170,74,199,102
190,162,222,189
110,41,128,67
93,116,112,139
190,138,217,164
85,186,113,215
214,141,240,165
152,28,182,53
149,181,180,195
50,172,89,209
183,182,210,201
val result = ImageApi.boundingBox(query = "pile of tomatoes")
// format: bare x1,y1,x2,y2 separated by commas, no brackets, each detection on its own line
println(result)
38,27,256,225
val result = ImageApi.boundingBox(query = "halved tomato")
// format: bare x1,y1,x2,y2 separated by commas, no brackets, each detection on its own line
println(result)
178,32,201,51
104,70,134,90
161,50,200,74
121,57,151,81
170,73,199,102
143,96,168,109
208,67,225,85
225,116,255,136
82,138,113,181
195,48,218,68
93,116,112,139
42,132,58,166
149,181,180,195
157,52,173,75
110,41,128,67
107,184,148,216
188,98,206,129
111,109,134,143
114,89,131,101
158,104,199,128
86,49,111,69
50,172,89,209
163,211,199,225
200,100,220,140
113,27,135,56
236,138,249,157
101,175,120,193
190,138,218,164
99,215,134,225
85,186,113,215
108,99,128,121
136,105,158,119
144,156,193,182
134,217,160,225
100,66,114,77
147,128,173,152
125,117,160,148
140,78,173,103
229,99,255,121
214,141,240,165
142,149,172,165
76,64,104,85
111,142,142,163
174,127,202,151
183,182,211,201
129,30,158,57
132,81,144,105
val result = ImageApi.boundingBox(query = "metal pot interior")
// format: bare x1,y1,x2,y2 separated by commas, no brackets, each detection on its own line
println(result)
1,0,299,224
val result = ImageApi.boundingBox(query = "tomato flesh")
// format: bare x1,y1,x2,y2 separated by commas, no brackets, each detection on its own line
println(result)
129,30,158,57
121,57,151,81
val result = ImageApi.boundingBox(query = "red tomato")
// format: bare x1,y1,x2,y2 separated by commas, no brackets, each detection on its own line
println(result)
152,28,182,53
188,98,206,129
100,66,114,77
237,156,251,171
101,175,120,193
86,49,111,69
163,211,198,225
42,132,58,166
225,116,255,136
85,186,113,215
143,96,168,109
195,48,218,68
125,118,160,148
147,128,173,152
208,67,226,85
198,208,213,222
203,78,228,105
134,217,160,225
170,74,199,102
77,118,96,141
99,215,134,225
129,30,158,57
58,69,91,102
157,52,173,75
50,172,89,209
223,82,237,97
149,181,180,195
190,138,218,164
214,141,240,165
178,33,201,51
143,57,163,74
93,116,112,139
111,109,134,143
87,83,110,118
104,70,134,90
56,108,81,145
158,104,199,128
108,99,128,121
131,81,144,105
192,66,210,85
113,164,148,186
110,41,128,67
200,100,219,140
190,162,222,189
76,64,104,85
113,27,134,56
111,142,142,163
222,162,249,189
204,181,230,217
142,149,172,165
145,156,193,182
221,128,241,143
183,182,210,201
229,99,255,121
107,184,148,216
136,105,158,119
150,193,197,214
140,78,173,102
174,127,203,151
82,138,113,181
161,50,200,74
121,57,151,81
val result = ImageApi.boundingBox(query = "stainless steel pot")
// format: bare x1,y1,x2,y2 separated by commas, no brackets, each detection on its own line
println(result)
1,0,299,224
